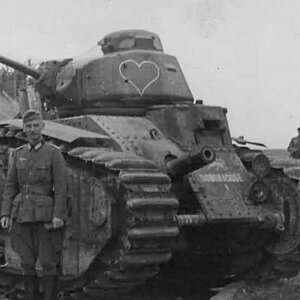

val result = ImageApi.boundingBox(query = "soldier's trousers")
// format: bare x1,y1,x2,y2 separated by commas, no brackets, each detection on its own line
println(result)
11,222,63,275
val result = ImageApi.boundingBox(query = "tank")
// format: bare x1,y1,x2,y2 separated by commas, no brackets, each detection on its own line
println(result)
0,29,299,298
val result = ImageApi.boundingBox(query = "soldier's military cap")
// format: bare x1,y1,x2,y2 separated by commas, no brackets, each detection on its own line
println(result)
23,109,43,123
298,127,300,130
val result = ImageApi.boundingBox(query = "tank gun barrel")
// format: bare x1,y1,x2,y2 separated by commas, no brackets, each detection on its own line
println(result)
0,55,40,79
166,146,215,178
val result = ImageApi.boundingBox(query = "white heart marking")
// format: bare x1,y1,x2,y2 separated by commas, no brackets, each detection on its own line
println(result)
119,59,160,96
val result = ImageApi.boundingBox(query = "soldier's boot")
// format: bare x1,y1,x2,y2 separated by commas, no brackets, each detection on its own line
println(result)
24,274,38,300
43,275,58,300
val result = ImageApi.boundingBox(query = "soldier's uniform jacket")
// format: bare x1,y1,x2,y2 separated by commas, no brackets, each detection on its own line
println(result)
288,136,300,159
1,140,67,223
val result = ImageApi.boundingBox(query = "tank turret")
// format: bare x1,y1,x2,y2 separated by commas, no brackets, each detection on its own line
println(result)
0,30,193,117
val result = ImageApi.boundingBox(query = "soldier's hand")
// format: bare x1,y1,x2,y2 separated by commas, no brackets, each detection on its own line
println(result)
52,217,64,229
0,216,10,229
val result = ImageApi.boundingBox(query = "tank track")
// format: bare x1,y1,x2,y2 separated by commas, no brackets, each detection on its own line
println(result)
0,137,179,299
68,156,179,299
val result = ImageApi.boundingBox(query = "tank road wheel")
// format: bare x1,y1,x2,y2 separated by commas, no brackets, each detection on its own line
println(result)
261,175,300,279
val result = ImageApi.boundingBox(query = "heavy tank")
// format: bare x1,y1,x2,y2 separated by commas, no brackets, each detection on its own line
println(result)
0,30,299,299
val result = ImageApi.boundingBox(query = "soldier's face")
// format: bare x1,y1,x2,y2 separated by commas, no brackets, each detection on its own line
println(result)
23,118,45,144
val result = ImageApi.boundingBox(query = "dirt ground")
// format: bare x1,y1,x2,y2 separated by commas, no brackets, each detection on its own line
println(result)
229,275,300,300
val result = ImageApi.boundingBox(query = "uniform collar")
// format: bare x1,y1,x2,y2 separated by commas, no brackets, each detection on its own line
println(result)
28,139,45,152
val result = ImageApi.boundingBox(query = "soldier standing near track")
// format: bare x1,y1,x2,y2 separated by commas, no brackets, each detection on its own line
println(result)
0,109,67,300
288,127,300,158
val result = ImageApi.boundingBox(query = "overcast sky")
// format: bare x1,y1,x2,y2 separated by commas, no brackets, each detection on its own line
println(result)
0,0,299,148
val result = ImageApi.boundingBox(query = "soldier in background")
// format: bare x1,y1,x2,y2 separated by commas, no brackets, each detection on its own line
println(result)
288,127,300,158
0,109,67,300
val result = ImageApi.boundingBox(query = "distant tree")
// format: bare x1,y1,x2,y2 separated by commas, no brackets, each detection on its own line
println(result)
0,59,38,98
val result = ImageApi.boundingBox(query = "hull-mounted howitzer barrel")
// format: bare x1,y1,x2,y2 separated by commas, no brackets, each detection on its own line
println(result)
166,146,215,178
0,55,40,79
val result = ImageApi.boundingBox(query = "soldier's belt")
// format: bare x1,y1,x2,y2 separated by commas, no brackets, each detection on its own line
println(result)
21,185,53,196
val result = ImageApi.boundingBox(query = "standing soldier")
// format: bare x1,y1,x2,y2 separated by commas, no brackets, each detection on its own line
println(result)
288,127,300,158
0,109,67,300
